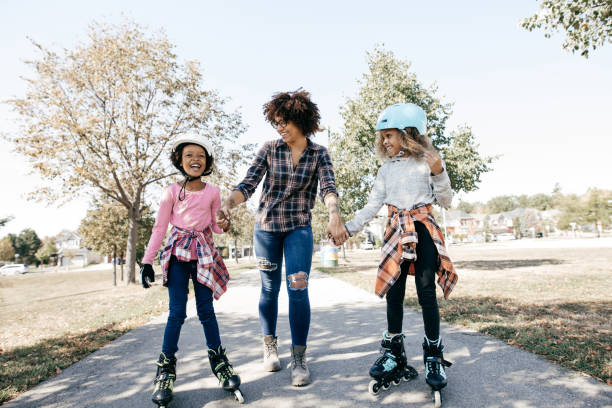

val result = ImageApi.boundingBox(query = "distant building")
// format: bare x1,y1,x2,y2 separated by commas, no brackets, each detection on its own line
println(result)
55,230,104,267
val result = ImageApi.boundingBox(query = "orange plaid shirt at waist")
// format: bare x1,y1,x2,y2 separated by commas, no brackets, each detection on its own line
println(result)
376,204,458,299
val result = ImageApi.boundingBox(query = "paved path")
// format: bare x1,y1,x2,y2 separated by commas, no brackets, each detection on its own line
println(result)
5,268,611,407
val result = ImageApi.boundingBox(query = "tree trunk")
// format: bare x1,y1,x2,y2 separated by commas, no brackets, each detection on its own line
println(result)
126,197,142,284
234,238,239,264
112,246,117,287
120,251,124,281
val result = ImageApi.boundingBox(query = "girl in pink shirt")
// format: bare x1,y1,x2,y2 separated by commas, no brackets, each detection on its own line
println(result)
140,135,244,405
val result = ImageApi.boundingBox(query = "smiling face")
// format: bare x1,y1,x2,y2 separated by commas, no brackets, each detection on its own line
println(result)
273,117,305,145
180,144,207,178
380,128,405,157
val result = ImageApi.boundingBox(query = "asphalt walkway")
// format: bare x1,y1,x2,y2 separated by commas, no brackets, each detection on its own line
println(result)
5,268,611,407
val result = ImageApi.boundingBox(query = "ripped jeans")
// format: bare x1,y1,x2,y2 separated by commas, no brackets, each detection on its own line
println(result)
254,225,313,347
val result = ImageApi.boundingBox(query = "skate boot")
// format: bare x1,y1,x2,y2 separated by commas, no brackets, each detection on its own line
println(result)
368,331,418,395
152,353,176,407
208,346,244,403
423,336,452,407
263,335,281,372
290,345,311,386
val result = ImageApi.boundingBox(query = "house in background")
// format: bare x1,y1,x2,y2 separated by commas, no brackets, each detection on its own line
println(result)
55,230,104,267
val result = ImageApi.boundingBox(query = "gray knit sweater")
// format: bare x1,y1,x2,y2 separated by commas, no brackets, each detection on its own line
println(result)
345,156,453,235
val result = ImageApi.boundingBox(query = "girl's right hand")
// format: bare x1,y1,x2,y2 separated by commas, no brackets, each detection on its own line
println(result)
216,208,230,231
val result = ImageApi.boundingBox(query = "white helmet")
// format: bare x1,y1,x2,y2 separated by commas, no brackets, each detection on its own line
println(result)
170,134,214,158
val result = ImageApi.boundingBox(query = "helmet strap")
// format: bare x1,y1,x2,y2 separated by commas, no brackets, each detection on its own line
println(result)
178,173,199,201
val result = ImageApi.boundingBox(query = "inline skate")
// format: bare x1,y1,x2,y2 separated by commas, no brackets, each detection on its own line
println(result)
368,332,418,395
152,353,176,408
208,346,244,404
423,336,452,408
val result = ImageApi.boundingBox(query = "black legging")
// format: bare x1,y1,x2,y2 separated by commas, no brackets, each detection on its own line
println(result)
385,221,440,340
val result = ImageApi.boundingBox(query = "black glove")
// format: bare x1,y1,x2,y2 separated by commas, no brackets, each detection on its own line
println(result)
140,264,154,289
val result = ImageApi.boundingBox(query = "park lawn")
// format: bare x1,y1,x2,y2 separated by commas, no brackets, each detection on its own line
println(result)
0,259,254,404
316,244,612,385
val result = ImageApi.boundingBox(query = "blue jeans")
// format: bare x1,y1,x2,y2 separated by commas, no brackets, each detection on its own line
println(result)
162,256,221,358
254,225,313,347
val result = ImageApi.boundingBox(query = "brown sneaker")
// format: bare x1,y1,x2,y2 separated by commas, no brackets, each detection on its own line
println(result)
290,345,311,386
263,335,281,372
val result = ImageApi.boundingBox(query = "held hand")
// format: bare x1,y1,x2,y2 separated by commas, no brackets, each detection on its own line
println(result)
326,216,349,246
216,207,231,231
423,150,443,175
221,218,231,233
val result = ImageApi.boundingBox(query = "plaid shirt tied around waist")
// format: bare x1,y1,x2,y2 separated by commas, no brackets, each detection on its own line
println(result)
160,226,229,300
376,204,458,299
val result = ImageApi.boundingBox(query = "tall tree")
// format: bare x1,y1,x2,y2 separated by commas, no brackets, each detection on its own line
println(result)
0,237,15,261
521,0,612,57
79,197,154,285
35,238,58,265
332,46,494,218
8,20,247,283
14,229,42,265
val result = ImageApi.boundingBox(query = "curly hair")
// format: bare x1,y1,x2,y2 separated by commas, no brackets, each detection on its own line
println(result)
170,143,214,177
263,89,321,137
375,127,433,159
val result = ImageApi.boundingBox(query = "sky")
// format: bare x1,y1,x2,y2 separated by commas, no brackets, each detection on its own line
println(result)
0,0,611,238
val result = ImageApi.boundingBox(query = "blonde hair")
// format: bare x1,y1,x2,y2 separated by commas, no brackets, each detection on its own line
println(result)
375,127,433,159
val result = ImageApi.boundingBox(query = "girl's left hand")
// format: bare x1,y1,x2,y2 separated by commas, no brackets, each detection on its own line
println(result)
423,150,443,175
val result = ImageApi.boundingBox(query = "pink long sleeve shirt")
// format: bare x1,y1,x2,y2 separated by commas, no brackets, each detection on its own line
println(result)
142,182,224,265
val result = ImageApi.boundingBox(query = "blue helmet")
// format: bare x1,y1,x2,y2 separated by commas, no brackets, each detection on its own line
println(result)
375,103,427,135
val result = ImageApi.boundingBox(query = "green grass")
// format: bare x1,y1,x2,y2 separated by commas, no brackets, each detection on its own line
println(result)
0,260,253,404
315,246,612,384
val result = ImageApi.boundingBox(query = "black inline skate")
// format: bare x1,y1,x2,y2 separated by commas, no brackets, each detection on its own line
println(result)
152,353,176,408
368,332,418,395
208,346,245,404
423,336,452,408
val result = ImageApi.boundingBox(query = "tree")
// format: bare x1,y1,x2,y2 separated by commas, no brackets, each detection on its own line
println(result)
0,216,13,229
35,238,57,265
521,0,612,57
456,200,477,214
584,188,612,234
311,200,330,244
528,193,554,210
13,229,42,265
0,237,15,261
8,20,248,283
223,204,255,263
79,197,154,285
486,195,520,213
332,46,494,218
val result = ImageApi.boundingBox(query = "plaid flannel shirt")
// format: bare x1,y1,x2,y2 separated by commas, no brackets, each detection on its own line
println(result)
376,204,458,299
160,225,229,300
234,138,338,232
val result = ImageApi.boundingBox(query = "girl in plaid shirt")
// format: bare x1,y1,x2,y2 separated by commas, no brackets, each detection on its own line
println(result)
218,89,348,386
342,103,457,401
140,135,244,405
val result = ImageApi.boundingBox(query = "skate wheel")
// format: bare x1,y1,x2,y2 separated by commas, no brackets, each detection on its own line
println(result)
368,380,380,396
433,390,441,408
382,381,390,390
234,389,245,404
392,377,401,386
403,367,418,381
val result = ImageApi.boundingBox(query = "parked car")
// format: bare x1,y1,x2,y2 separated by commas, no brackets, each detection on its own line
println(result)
362,241,374,250
0,264,29,275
